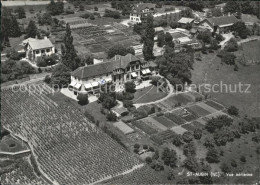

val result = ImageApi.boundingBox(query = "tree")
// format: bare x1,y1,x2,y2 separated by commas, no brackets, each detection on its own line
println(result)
124,81,136,93
44,75,51,84
6,48,20,60
145,157,152,164
77,93,89,105
215,33,224,42
224,38,238,52
94,6,98,11
157,32,165,47
224,1,240,14
36,57,48,67
47,0,64,16
205,115,233,133
90,14,95,20
183,157,199,172
182,131,193,143
26,20,38,39
197,30,212,44
227,106,239,116
222,52,236,65
134,143,140,149
231,21,249,39
38,13,52,25
107,44,135,59
210,39,219,50
206,147,220,163
161,147,177,167
153,150,159,160
104,9,121,19
50,64,71,88
211,8,222,17
172,134,183,146
142,15,155,61
79,4,84,11
220,163,231,173
193,128,202,140
106,111,117,121
165,32,174,48
61,24,80,70
183,142,196,157
99,93,117,109
15,7,26,19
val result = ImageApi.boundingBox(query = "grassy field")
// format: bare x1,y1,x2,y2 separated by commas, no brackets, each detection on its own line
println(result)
0,135,28,153
239,40,260,65
133,85,168,104
192,51,260,117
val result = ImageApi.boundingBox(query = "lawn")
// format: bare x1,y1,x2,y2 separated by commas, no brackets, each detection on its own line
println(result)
133,85,168,104
240,40,260,65
192,51,260,117
152,115,178,128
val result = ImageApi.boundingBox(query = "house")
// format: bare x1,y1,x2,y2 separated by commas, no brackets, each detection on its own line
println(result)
130,3,156,23
111,107,129,118
177,17,195,27
24,37,55,61
215,3,226,13
198,15,238,33
70,54,154,94
241,14,260,26
176,37,192,45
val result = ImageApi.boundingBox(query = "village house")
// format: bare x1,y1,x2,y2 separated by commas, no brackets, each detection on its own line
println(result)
70,54,156,95
130,3,156,23
241,14,260,27
198,15,238,33
23,37,55,61
177,17,195,28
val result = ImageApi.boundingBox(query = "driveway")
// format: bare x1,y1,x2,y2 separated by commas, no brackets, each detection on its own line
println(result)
219,33,234,49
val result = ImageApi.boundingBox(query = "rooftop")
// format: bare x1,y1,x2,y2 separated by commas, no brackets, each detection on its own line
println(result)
26,38,54,50
132,3,156,14
178,17,194,24
241,14,260,24
71,54,143,79
207,15,238,27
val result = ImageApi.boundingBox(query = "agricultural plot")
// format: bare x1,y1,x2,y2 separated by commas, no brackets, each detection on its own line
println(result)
113,122,135,135
181,123,196,132
197,102,220,114
185,104,211,117
152,115,178,128
192,121,205,129
150,130,176,145
204,100,225,111
132,120,158,135
171,126,187,135
1,84,142,185
137,117,167,133
164,112,186,125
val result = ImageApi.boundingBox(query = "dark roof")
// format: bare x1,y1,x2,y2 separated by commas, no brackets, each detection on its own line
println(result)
132,3,156,14
241,14,260,24
71,54,141,79
207,15,238,27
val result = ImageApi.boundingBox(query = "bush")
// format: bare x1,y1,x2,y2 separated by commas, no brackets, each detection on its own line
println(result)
77,93,89,105
230,159,237,167
224,38,238,52
94,6,98,11
220,163,231,173
6,48,20,60
80,13,90,19
90,14,95,20
182,131,193,143
193,128,202,140
44,75,51,84
240,156,246,162
124,81,136,93
104,9,121,19
227,106,239,116
123,100,133,108
134,143,140,149
106,111,117,121
145,157,152,164
134,148,139,153
206,147,220,163
183,142,196,157
143,144,148,149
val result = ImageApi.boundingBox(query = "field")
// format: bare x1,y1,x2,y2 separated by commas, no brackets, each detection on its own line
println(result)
133,85,168,104
240,40,260,65
113,122,135,135
192,51,260,117
1,84,142,184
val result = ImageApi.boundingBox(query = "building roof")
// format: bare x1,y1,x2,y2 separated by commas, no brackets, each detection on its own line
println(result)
177,37,191,43
132,3,156,14
241,14,260,24
27,38,54,50
112,107,128,115
21,38,37,46
207,15,238,27
71,53,142,79
215,3,226,8
154,27,164,32
178,17,194,24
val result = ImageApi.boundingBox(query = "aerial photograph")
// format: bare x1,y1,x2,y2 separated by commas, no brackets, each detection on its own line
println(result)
0,0,259,184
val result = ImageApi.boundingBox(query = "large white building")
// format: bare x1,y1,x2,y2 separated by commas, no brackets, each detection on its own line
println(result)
23,37,55,61
70,54,156,94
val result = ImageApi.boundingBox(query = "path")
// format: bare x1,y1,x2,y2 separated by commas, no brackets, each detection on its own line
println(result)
237,36,260,45
134,78,174,108
133,86,154,103
220,33,234,49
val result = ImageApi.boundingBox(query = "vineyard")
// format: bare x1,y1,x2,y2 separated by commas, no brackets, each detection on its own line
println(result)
1,84,142,184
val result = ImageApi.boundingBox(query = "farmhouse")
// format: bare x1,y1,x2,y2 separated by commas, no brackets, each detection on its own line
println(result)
198,15,238,33
24,37,55,61
70,54,155,94
130,3,156,23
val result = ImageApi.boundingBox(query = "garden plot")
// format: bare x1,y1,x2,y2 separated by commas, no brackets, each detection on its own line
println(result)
204,100,225,111
185,104,211,117
191,121,205,129
152,115,178,128
113,121,135,135
204,111,229,120
171,126,187,135
181,123,196,132
196,102,220,114
150,129,176,145
132,120,158,135
141,117,168,132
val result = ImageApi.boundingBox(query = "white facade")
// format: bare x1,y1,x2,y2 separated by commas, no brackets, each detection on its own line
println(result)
130,13,142,23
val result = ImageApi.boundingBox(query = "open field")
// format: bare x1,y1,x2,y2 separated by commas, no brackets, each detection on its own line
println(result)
239,40,260,65
192,51,260,117
0,135,28,153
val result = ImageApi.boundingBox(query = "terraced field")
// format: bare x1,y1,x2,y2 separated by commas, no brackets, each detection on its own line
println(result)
1,84,142,184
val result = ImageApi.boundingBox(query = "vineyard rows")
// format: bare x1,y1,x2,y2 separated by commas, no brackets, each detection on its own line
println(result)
1,84,142,184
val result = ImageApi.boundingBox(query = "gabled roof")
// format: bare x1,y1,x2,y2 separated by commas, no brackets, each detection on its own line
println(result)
132,3,156,14
154,27,164,32
112,107,128,115
71,54,142,79
27,38,54,50
241,14,260,24
178,17,194,24
207,15,238,27
21,38,37,46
